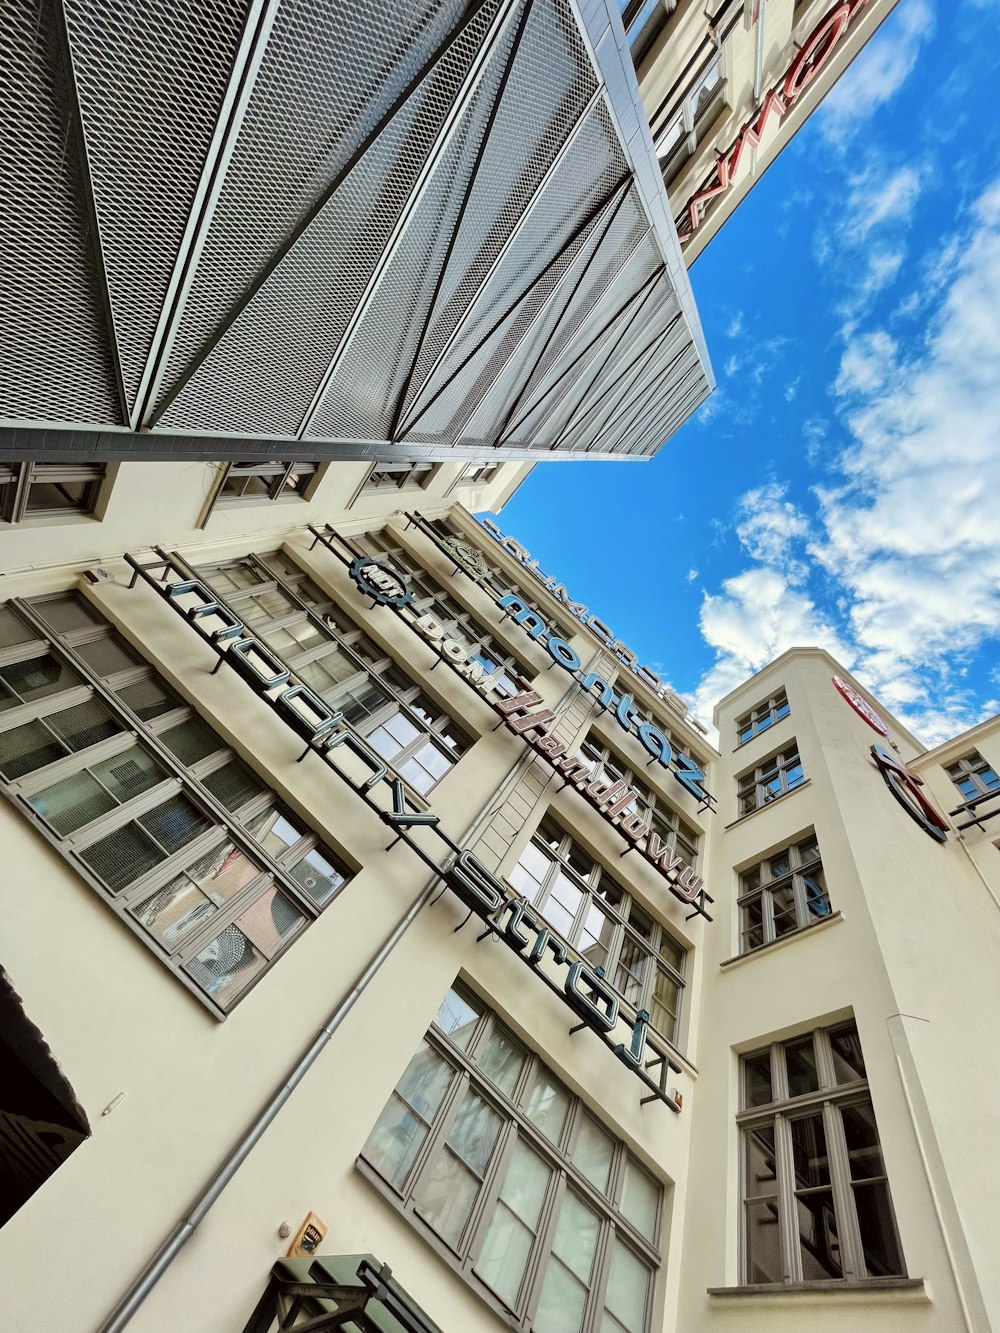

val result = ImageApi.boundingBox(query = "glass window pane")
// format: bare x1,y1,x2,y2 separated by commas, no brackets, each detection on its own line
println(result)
90,748,162,803
745,1199,783,1284
289,848,346,908
547,1188,600,1280
160,719,221,766
841,1103,885,1180
434,989,480,1049
785,1037,819,1097
744,1053,773,1108
396,1042,455,1121
0,653,81,704
523,1071,571,1145
790,1113,830,1188
853,1180,903,1277
416,1151,482,1247
186,924,267,1007
476,1206,533,1307
0,719,67,778
620,1157,659,1240
796,1190,841,1279
116,678,176,721
79,820,166,892
203,760,263,812
245,807,304,856
744,1125,777,1198
446,1090,502,1175
602,1239,649,1333
29,769,115,834
47,700,122,753
479,1027,526,1098
534,1258,588,1333
138,795,211,854
237,886,304,957
364,1095,431,1188
74,637,139,678
32,595,102,634
573,1116,614,1194
829,1024,866,1083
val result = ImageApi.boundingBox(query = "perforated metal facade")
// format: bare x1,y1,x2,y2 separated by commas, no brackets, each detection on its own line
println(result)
0,0,711,464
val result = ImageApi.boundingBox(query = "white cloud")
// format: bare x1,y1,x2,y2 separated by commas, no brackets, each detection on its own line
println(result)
687,568,698,582
843,165,923,242
726,312,744,338
691,175,1000,747
819,0,935,149
724,353,740,376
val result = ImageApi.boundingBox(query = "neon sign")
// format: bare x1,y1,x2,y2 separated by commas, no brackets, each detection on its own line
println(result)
678,0,875,243
832,675,888,736
871,745,949,843
124,552,684,1108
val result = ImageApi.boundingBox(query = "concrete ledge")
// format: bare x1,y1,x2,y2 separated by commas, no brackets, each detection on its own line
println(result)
720,912,844,969
707,1278,929,1305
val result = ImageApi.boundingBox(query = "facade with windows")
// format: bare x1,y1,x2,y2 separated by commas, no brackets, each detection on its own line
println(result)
627,0,902,262
0,485,999,1333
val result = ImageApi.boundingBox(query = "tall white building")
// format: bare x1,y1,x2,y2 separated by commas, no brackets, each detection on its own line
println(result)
0,471,997,1333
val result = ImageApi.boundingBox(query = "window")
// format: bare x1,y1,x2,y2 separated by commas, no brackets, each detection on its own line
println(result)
511,819,686,1043
736,690,790,745
653,53,723,183
0,463,105,524
212,461,316,508
737,745,805,816
946,752,1000,804
0,593,351,1014
353,531,533,700
579,736,700,864
198,551,470,796
740,1022,904,1286
739,834,830,953
361,983,662,1332
362,462,434,492
459,463,500,486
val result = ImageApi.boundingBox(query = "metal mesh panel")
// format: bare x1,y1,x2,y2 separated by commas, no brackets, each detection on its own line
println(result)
511,227,661,445
0,608,35,650
62,0,253,414
400,0,599,421
159,0,476,406
80,821,165,894
305,24,519,441
405,101,630,442
47,700,123,752
31,595,102,635
158,0,504,436
0,0,121,424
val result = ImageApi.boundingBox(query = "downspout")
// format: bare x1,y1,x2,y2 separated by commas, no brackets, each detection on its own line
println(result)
97,748,531,1333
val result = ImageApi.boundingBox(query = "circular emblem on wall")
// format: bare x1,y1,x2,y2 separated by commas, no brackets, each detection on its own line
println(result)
348,556,412,608
832,675,888,736
441,536,490,580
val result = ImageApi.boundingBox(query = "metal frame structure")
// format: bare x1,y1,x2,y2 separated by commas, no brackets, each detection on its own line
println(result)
1,0,712,464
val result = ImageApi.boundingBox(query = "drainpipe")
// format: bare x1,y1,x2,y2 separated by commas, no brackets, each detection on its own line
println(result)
97,747,531,1333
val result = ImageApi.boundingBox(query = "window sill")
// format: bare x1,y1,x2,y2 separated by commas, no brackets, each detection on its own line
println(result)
732,722,790,753
725,779,811,830
720,912,844,969
708,1278,928,1304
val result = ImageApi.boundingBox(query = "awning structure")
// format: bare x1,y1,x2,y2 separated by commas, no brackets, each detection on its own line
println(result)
1,0,712,464
241,1256,444,1333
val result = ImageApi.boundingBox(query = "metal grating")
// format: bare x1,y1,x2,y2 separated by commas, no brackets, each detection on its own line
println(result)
0,0,713,462
61,0,253,419
0,0,122,426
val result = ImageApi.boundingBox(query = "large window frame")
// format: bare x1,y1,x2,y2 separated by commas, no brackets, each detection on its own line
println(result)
738,834,831,954
946,751,1000,803
210,461,318,509
360,982,663,1333
198,550,470,796
739,1022,905,1287
578,735,700,865
510,818,686,1045
0,463,106,524
654,52,725,186
737,745,805,817
361,462,435,493
353,530,534,699
735,690,790,746
0,594,352,1016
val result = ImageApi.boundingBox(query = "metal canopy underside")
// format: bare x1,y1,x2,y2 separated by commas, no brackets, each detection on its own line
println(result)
0,0,712,463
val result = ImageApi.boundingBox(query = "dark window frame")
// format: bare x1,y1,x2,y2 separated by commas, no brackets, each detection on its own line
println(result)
510,817,686,1045
737,744,805,817
361,462,435,493
579,735,700,865
209,461,318,512
735,690,790,746
739,1022,905,1286
0,593,351,1017
946,751,1000,804
738,834,831,954
198,551,471,797
360,982,663,1333
0,463,106,524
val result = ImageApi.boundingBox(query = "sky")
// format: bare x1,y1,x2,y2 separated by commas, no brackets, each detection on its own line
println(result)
490,0,1000,748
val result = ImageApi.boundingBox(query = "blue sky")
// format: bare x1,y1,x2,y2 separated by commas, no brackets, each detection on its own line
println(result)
491,0,1000,747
